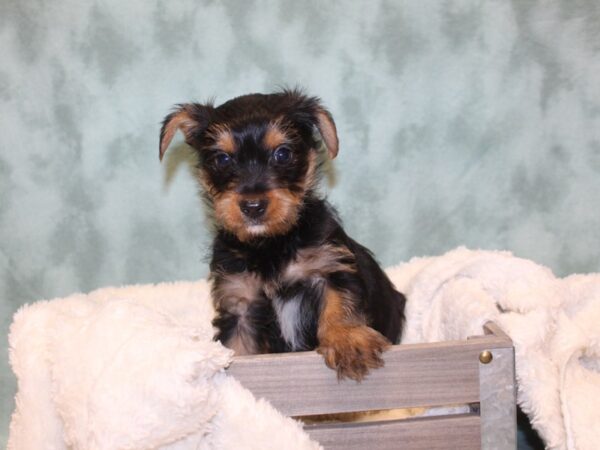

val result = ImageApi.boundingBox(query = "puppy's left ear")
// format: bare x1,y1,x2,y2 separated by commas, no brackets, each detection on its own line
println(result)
314,108,339,159
284,90,339,159
159,103,212,161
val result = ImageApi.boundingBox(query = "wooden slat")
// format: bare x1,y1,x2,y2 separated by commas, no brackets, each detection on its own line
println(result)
227,336,510,416
305,414,481,450
483,321,512,343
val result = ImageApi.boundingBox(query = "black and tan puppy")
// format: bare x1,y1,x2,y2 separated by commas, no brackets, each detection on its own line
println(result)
159,89,406,380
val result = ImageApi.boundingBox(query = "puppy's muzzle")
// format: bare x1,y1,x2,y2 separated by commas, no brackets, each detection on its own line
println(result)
239,198,268,220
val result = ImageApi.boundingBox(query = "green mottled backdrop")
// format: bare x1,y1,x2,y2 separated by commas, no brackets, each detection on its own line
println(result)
1,0,599,447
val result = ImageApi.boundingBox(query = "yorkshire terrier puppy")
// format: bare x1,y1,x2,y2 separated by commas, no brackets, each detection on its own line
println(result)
159,89,406,380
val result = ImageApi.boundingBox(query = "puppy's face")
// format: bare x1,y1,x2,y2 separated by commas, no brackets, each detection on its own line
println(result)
159,91,339,241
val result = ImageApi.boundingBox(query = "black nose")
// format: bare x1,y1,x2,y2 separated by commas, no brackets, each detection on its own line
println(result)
239,198,268,220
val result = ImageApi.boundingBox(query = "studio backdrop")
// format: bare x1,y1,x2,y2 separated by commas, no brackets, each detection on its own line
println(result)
1,1,599,447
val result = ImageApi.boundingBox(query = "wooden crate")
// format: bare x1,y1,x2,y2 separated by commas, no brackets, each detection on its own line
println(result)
227,322,516,450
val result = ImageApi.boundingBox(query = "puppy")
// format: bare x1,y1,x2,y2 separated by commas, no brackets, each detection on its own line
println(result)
159,89,406,380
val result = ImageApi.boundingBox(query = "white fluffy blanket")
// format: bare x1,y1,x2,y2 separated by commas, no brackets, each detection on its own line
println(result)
7,283,321,450
8,248,600,450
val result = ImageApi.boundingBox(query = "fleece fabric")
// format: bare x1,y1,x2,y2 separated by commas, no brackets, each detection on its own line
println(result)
8,248,600,449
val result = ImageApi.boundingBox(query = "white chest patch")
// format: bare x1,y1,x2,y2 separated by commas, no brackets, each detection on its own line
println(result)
273,296,304,350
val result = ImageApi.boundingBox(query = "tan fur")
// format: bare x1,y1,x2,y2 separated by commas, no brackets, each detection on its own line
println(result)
263,121,289,150
317,286,390,381
263,243,355,304
213,272,263,355
315,110,339,159
213,272,262,314
297,407,427,425
160,110,198,160
213,188,303,241
283,244,355,283
207,125,236,154
213,191,247,237
261,188,303,236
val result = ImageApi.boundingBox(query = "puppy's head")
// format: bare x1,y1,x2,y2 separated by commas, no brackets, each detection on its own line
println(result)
159,89,338,241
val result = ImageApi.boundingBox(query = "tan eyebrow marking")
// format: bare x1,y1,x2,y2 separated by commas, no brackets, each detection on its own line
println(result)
263,121,290,150
207,125,236,154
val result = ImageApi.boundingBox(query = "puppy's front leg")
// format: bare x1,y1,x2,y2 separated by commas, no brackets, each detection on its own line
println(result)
211,272,280,355
317,285,391,381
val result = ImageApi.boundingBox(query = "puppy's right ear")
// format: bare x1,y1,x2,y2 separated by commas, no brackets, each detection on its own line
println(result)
159,103,212,161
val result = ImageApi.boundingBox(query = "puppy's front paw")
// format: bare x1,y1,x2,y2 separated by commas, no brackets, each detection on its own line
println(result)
317,325,391,381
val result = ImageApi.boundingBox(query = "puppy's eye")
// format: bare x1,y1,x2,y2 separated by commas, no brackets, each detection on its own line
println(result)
272,146,292,165
214,152,233,168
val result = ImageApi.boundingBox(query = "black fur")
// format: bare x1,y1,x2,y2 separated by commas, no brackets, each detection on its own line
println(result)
160,89,407,380
210,198,405,352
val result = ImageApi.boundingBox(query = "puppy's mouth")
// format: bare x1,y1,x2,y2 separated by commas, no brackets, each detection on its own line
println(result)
244,223,269,236
239,198,271,236
214,189,303,241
